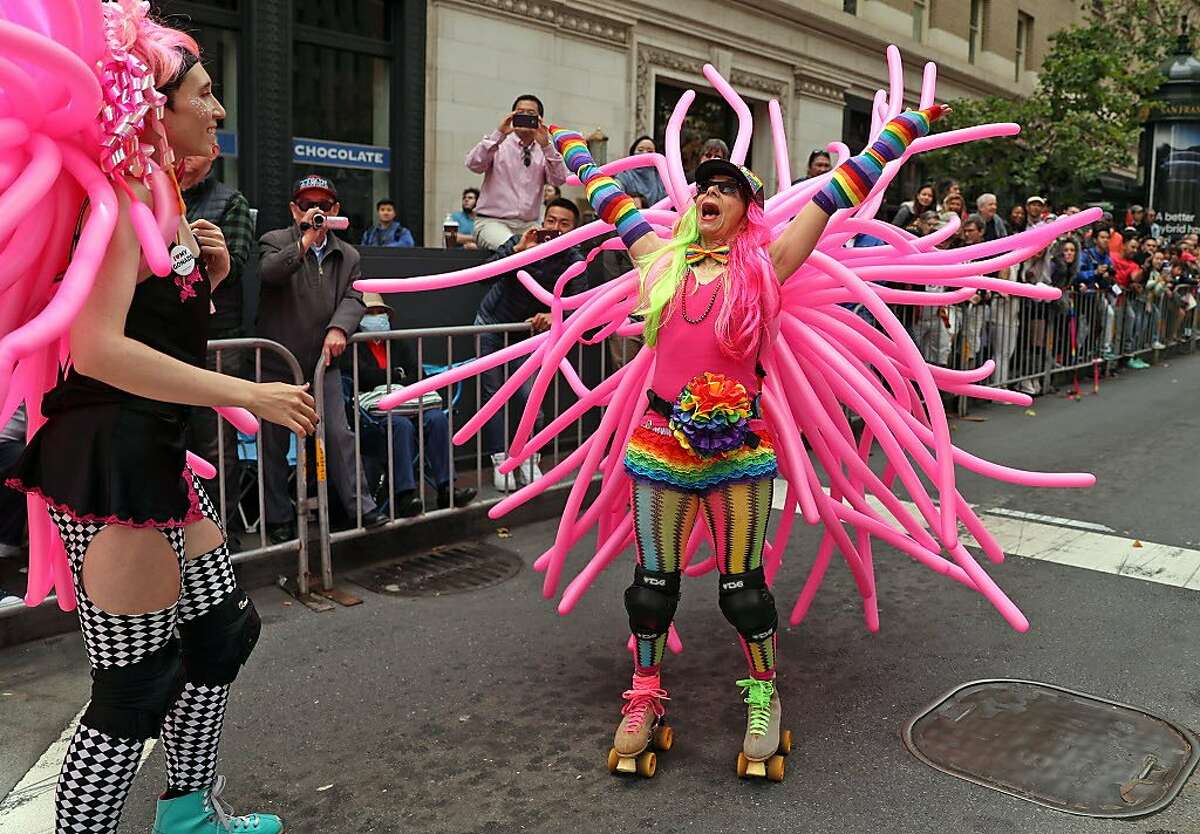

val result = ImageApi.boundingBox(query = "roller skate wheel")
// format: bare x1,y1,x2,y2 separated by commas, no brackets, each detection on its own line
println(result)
636,750,657,778
779,729,793,756
766,754,786,782
607,747,620,774
652,724,674,752
736,751,750,778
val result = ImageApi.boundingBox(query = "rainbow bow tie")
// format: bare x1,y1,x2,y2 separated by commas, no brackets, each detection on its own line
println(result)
685,244,731,266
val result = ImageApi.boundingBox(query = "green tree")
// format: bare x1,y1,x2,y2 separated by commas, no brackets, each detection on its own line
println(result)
927,0,1191,206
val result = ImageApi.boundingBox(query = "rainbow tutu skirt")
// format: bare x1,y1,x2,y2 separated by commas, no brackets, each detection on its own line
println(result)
624,372,777,493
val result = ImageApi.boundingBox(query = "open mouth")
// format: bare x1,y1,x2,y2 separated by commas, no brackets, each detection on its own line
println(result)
700,200,722,221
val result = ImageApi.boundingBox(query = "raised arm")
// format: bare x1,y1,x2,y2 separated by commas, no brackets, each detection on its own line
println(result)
769,104,949,282
550,125,663,263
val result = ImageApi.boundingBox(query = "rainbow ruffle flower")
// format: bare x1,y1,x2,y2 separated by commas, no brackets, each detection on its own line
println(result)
668,372,753,457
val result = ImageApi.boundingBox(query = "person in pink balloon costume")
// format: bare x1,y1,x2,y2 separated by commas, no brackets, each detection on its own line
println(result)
551,103,949,779
0,1,315,830
357,51,1098,780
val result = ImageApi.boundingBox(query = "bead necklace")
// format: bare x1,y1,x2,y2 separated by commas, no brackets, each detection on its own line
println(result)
681,272,721,324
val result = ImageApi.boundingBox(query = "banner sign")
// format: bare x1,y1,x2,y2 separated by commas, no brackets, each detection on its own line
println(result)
292,137,391,171
1149,121,1200,238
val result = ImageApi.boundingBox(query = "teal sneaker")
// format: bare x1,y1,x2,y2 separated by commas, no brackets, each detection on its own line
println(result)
1127,357,1150,369
153,776,284,833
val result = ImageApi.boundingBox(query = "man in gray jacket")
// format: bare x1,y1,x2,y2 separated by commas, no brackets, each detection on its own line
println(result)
257,174,385,542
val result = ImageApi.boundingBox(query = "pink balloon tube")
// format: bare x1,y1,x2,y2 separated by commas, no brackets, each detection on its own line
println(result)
337,49,1099,639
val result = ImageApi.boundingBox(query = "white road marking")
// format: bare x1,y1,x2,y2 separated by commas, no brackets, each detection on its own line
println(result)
770,478,1200,590
0,709,155,833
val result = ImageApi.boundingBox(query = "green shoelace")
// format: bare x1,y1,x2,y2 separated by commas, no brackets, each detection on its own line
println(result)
737,677,775,736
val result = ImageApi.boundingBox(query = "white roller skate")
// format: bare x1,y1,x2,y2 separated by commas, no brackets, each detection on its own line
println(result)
735,677,792,782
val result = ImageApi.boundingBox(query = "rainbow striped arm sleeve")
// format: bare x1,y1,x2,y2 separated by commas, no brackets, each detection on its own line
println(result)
550,125,655,250
813,104,948,215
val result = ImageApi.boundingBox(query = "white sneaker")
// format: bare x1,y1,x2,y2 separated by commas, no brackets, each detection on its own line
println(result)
491,453,517,492
516,453,543,487
1152,340,1166,350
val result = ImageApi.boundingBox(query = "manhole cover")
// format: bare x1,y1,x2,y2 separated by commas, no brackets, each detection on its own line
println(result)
903,679,1199,818
348,543,522,597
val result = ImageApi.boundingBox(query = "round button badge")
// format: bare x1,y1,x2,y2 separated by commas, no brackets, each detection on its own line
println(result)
169,243,196,277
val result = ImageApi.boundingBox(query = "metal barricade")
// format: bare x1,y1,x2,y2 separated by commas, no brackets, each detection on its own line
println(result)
0,338,313,621
205,338,314,594
309,323,604,594
910,280,1200,412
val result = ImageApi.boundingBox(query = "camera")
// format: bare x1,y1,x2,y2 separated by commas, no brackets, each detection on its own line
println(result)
534,228,561,244
512,113,539,130
307,212,349,231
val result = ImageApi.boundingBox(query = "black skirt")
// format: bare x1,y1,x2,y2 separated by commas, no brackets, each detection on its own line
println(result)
5,403,202,528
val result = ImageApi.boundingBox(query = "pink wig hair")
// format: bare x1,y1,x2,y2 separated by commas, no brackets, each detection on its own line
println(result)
711,200,781,360
639,199,781,362
101,0,199,93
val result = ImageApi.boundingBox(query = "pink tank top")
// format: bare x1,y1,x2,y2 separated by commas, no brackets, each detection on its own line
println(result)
650,272,761,402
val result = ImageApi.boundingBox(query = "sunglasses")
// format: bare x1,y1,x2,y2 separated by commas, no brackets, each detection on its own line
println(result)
698,180,741,197
297,199,334,212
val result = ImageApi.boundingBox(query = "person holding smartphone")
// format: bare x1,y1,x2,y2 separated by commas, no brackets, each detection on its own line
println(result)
465,94,568,251
473,198,587,490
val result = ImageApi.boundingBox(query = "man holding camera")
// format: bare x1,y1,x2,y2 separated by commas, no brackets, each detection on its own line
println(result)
474,198,586,490
257,174,386,541
465,94,568,252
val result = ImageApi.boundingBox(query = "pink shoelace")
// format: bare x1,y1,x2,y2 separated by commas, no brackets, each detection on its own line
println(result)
620,674,669,734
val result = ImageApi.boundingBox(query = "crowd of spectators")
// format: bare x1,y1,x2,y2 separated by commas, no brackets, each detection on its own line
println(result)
881,185,1198,395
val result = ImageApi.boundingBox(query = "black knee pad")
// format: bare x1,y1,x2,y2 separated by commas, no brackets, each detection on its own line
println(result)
84,638,184,741
179,589,261,686
624,565,681,641
718,567,778,643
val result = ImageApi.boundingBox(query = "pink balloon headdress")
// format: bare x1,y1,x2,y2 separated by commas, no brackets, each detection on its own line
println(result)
98,1,174,191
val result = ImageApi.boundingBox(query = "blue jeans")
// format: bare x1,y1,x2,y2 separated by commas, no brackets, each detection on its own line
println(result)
475,318,542,456
358,407,452,496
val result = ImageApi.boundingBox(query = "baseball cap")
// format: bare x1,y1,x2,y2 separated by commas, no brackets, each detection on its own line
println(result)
1025,195,1046,205
361,292,391,310
292,174,337,201
694,159,765,208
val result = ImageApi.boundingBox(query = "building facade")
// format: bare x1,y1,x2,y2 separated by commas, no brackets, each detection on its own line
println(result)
157,0,1088,244
428,0,1082,242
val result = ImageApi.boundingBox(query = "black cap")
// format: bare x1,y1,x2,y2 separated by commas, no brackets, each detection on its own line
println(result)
292,174,337,200
694,159,765,208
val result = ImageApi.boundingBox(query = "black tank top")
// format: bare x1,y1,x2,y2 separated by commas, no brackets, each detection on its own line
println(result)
43,233,210,417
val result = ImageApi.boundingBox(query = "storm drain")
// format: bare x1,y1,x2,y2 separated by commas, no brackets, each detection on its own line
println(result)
349,543,522,597
903,679,1199,819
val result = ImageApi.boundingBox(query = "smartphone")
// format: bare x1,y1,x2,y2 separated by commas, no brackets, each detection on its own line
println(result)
512,113,539,129
535,228,561,244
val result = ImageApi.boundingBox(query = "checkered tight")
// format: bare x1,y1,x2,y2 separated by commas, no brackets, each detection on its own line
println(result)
48,509,186,834
161,471,238,795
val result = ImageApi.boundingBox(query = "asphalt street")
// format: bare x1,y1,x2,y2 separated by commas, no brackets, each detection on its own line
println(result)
3,352,1200,834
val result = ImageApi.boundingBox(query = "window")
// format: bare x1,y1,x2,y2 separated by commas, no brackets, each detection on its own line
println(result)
969,0,983,63
1016,13,1033,81
912,0,928,41
295,1,388,39
653,81,747,178
292,43,392,241
844,0,858,14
